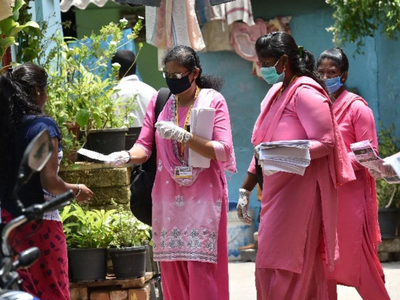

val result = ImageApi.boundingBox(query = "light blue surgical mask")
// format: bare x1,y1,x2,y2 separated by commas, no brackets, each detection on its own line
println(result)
260,59,285,85
324,76,343,94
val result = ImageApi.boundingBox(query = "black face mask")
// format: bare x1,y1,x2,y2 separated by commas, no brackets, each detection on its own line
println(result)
165,73,193,95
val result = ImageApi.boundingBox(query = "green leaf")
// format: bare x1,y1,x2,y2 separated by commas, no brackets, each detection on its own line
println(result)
75,109,89,128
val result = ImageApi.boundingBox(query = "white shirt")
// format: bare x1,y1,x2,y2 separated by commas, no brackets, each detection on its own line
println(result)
112,75,157,128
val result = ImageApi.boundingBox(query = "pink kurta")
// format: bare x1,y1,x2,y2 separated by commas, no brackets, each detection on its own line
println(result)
136,88,235,263
249,77,355,299
327,91,389,299
135,88,235,300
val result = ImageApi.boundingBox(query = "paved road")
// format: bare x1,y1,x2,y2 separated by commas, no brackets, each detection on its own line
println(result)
229,261,400,300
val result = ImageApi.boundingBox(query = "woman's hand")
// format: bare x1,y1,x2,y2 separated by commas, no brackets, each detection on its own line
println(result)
75,184,94,204
155,121,191,143
237,188,253,225
105,151,131,167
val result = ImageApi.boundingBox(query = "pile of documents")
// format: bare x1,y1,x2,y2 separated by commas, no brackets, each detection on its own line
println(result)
256,140,311,176
350,140,400,184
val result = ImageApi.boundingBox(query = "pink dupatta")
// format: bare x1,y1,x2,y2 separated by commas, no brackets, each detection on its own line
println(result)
252,76,356,270
333,90,381,246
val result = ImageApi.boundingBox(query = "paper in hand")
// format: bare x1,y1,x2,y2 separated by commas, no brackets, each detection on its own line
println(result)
77,148,110,162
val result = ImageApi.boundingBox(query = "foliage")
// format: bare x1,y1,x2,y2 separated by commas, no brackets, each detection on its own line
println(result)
44,19,140,131
376,123,400,208
109,205,152,248
0,0,41,65
326,0,400,53
60,203,117,249
40,19,143,162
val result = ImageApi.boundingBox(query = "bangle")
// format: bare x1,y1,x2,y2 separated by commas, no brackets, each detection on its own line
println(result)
125,151,131,163
75,184,82,198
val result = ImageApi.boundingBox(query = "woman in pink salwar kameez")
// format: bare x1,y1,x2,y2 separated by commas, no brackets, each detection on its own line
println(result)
107,45,236,300
237,32,355,300
317,47,390,300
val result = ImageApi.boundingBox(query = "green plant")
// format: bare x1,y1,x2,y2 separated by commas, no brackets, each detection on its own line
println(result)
326,0,400,53
42,19,143,161
376,123,400,208
60,203,117,248
109,207,151,248
0,0,41,65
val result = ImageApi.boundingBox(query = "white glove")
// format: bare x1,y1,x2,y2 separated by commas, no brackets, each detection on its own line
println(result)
105,151,130,167
155,121,191,143
237,188,253,225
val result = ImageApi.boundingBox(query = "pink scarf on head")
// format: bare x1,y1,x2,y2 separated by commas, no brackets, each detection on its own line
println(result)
333,90,381,246
251,76,356,271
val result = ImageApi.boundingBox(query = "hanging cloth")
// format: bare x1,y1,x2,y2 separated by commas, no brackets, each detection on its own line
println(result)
146,0,206,52
0,0,13,22
224,0,255,26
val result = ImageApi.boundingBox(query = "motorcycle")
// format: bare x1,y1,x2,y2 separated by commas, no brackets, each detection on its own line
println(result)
0,129,74,299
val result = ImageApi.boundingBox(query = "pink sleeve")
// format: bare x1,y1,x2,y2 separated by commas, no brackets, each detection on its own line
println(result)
210,92,234,162
248,155,256,174
295,86,335,159
135,93,159,158
349,100,379,170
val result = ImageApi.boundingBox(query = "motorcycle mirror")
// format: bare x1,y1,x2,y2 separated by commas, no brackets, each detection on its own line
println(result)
13,247,41,270
13,129,53,200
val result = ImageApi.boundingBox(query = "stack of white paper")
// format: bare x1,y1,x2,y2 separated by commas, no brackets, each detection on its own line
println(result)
256,140,311,176
188,107,216,168
350,140,400,184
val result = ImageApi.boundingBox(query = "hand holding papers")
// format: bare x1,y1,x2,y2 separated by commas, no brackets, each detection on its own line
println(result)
255,140,311,176
350,140,400,184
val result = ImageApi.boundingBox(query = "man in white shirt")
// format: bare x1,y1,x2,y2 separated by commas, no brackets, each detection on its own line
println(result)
111,50,156,128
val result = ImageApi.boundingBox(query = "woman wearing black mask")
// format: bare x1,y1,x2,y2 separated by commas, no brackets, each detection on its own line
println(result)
106,45,236,300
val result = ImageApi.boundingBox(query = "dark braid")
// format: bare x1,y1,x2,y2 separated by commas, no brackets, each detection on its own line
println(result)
255,32,327,92
0,63,47,187
163,45,224,91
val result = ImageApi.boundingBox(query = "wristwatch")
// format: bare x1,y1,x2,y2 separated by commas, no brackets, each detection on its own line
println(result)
182,132,192,144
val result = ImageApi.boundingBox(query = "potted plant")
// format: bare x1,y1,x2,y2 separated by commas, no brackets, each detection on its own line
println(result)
108,208,152,279
60,203,117,281
376,124,400,239
42,19,143,162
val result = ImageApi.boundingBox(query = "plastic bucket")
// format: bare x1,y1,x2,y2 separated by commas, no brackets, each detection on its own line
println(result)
227,208,254,261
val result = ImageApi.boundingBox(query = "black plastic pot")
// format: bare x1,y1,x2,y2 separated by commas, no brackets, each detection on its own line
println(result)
125,127,141,150
68,248,107,282
108,246,147,279
378,207,400,239
86,128,128,156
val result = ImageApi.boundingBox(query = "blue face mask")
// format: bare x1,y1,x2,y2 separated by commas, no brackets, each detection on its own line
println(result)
324,76,343,94
260,59,284,85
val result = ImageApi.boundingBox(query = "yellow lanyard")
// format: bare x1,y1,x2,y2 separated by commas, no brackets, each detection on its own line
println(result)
175,86,200,155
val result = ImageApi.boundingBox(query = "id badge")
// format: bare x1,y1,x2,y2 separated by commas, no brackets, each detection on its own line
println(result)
174,166,193,179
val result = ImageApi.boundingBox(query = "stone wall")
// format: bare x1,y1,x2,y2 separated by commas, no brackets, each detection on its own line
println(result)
59,163,131,209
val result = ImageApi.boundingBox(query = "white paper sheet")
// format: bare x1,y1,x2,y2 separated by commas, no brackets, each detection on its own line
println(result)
188,107,216,168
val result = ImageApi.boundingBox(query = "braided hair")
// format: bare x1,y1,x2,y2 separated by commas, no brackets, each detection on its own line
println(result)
0,63,47,187
255,32,326,91
162,45,224,91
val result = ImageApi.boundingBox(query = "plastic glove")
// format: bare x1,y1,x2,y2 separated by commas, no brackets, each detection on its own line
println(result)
237,188,253,225
155,121,190,143
105,151,130,167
